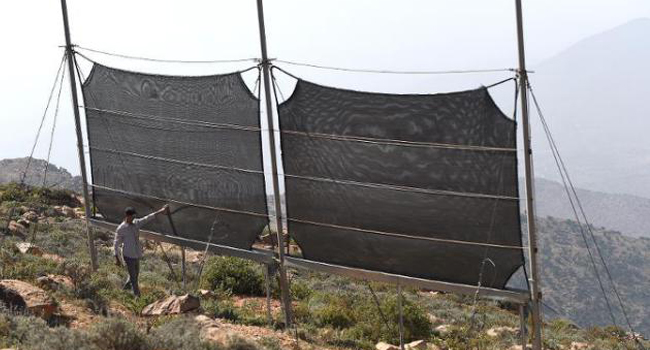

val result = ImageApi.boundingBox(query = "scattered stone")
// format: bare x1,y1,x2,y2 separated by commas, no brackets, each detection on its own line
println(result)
427,313,442,324
16,218,30,228
36,274,74,291
16,242,43,256
21,211,39,222
507,346,532,350
141,294,200,316
198,289,215,299
376,342,400,350
73,207,85,218
569,342,589,350
0,279,57,319
8,221,27,238
486,326,518,337
195,315,225,341
435,324,451,335
405,340,427,350
186,250,204,263
42,253,65,264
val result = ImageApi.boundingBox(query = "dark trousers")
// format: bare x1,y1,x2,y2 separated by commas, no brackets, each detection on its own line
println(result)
123,256,141,297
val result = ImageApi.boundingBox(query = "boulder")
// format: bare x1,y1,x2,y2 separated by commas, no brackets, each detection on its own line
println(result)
0,280,57,319
141,294,200,316
36,275,74,291
376,342,400,350
16,243,43,256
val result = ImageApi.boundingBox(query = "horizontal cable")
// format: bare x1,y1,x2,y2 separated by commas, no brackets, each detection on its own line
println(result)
281,129,516,152
90,147,264,175
75,45,260,64
288,218,524,250
83,107,261,132
275,59,516,75
90,184,268,218
285,173,518,201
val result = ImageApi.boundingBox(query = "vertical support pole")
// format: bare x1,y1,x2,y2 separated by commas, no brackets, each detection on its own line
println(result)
181,246,186,291
264,264,273,326
397,282,405,350
59,0,98,271
255,0,293,327
519,304,528,349
514,1,543,349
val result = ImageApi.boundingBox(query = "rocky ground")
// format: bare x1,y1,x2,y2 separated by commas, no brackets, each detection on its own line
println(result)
0,184,646,350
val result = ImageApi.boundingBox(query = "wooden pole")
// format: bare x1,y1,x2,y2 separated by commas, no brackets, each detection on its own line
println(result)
255,0,293,327
59,0,98,271
514,1,543,349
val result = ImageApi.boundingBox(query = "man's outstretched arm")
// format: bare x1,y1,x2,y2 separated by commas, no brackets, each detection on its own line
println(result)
134,204,169,228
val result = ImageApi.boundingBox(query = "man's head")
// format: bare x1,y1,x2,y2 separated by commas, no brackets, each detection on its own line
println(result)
124,207,136,224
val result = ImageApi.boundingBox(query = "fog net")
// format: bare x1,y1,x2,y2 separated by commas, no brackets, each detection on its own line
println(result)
82,64,267,249
278,79,524,289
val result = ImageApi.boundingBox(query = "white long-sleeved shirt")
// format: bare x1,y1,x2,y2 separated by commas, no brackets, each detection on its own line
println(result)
113,212,157,259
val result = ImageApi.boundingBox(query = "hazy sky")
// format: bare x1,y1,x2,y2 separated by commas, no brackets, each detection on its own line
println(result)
1,0,650,175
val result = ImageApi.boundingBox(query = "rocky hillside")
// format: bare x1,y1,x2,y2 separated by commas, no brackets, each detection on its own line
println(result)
1,184,646,350
0,157,82,193
532,178,650,238
530,216,650,337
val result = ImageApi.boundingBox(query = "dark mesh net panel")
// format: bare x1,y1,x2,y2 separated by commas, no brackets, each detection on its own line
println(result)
278,79,524,289
82,64,267,249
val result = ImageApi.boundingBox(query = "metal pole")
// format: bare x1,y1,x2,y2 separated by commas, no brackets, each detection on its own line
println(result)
264,264,273,326
59,0,98,271
519,304,528,349
181,246,186,290
255,0,293,327
397,282,405,350
514,1,543,349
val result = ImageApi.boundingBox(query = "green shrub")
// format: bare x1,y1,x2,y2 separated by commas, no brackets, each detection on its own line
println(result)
200,256,265,296
311,294,355,329
88,317,148,350
290,280,312,301
0,183,79,207
303,291,432,345
202,298,240,322
0,241,59,281
148,316,222,350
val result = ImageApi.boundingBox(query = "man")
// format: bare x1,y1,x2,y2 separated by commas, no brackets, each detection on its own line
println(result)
114,204,168,297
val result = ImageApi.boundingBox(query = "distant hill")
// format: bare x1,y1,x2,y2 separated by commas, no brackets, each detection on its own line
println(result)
0,157,82,192
530,18,650,198
532,178,650,238
531,216,650,337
